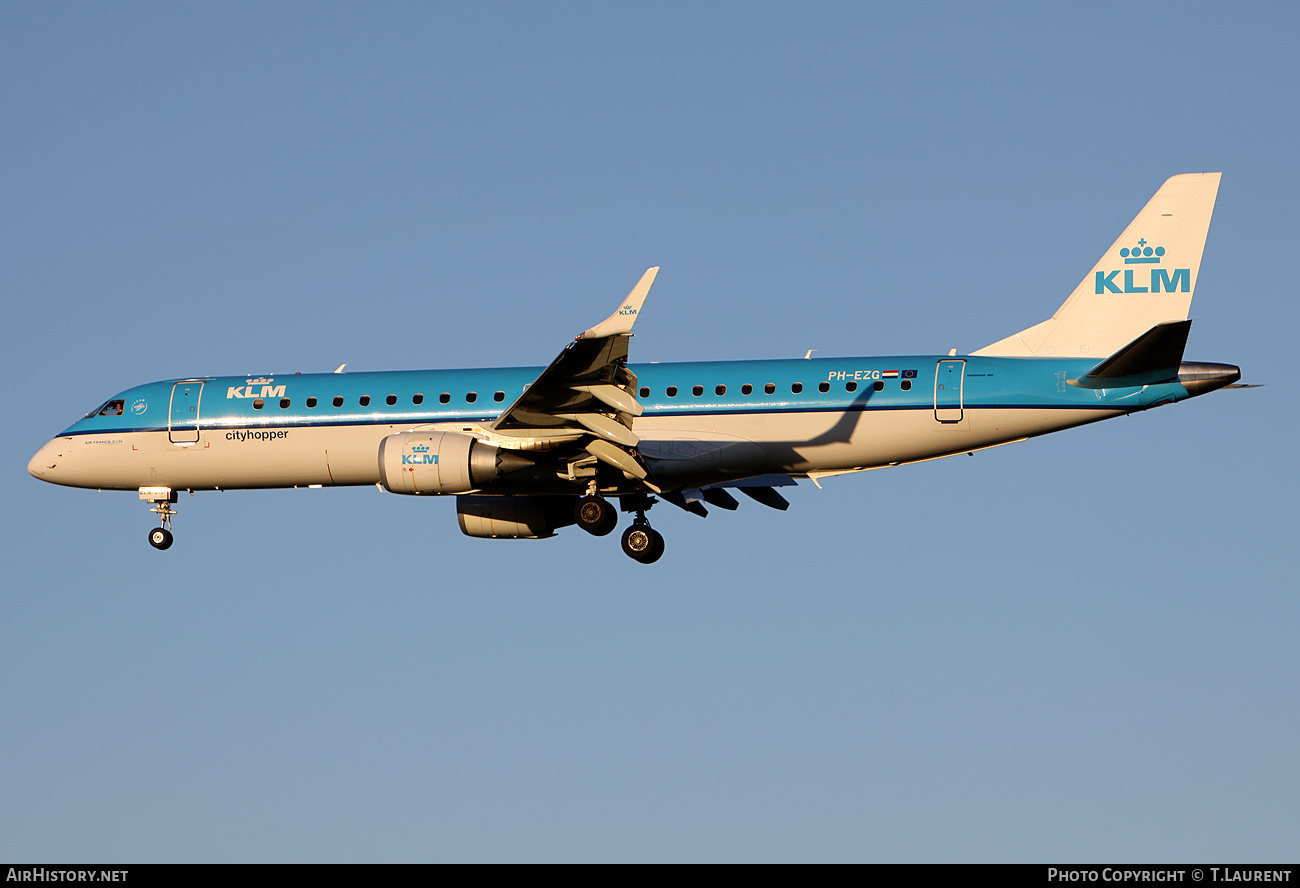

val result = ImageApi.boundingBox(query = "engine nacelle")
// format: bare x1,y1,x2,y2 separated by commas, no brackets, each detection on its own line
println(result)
456,495,576,539
378,431,530,495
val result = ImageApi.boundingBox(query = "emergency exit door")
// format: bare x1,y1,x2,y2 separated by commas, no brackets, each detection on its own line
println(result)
933,360,965,422
168,382,204,443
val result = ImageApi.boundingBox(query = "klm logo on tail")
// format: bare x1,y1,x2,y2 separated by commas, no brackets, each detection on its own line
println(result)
1095,239,1190,294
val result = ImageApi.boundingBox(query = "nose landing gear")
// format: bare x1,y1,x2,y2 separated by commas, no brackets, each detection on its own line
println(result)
140,487,177,550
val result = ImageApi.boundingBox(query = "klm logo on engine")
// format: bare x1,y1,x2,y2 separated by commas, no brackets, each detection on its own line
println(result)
402,444,439,465
226,377,287,399
1095,239,1190,294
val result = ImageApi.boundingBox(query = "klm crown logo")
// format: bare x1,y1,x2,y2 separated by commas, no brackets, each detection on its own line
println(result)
246,377,274,386
402,443,438,465
1096,237,1189,295
1121,239,1165,264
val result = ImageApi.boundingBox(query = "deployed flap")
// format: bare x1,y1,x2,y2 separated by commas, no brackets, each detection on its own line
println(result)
975,173,1220,359
738,487,791,511
1069,320,1191,389
491,269,656,463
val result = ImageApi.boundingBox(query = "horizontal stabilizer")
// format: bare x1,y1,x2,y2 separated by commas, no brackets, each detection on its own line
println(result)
1069,320,1190,389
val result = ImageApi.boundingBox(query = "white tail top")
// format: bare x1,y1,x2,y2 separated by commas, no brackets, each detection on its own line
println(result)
974,173,1221,359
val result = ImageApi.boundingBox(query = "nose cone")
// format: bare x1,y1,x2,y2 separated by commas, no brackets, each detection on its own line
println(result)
1177,362,1241,397
28,439,61,481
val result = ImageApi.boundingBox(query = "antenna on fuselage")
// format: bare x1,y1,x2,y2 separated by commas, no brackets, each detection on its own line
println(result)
803,350,816,360
334,364,347,373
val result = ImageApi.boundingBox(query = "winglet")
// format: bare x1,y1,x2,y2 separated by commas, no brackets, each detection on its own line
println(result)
579,267,658,339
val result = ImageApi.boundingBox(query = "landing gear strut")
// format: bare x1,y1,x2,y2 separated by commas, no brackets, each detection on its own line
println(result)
616,494,664,564
141,487,177,550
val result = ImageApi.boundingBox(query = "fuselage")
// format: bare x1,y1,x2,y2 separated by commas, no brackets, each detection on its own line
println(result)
27,353,1213,495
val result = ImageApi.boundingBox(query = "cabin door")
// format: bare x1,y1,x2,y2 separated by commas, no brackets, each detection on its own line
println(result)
168,382,204,444
933,360,965,423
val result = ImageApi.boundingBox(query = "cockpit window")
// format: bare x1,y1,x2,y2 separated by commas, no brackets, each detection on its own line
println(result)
86,399,125,418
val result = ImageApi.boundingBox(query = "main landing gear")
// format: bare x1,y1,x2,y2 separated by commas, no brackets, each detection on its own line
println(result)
574,494,618,536
620,519,664,564
140,487,177,551
574,491,665,564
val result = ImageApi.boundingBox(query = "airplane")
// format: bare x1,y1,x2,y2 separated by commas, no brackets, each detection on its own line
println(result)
28,173,1243,563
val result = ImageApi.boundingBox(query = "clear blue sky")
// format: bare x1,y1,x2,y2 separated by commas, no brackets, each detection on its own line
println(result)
2,1,1295,862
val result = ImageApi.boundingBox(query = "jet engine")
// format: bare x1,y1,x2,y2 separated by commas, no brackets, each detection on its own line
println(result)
456,495,577,539
378,431,532,495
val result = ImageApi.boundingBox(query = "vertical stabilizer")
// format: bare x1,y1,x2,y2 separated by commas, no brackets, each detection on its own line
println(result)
974,173,1220,358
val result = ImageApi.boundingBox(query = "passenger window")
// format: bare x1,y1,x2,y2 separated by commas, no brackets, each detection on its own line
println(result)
466,392,477,403
639,387,650,398
439,393,450,404
873,380,884,392
333,396,344,407
901,380,912,391
692,385,703,397
279,398,291,409
846,382,857,393
386,394,397,406
741,384,752,395
494,391,505,402
764,383,776,395
306,397,318,408
253,399,264,409
666,386,678,397
716,385,727,396
818,382,830,393
359,396,371,407
412,394,424,405
791,383,803,394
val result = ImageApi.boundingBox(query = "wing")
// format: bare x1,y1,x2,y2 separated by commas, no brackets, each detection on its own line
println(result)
489,267,659,486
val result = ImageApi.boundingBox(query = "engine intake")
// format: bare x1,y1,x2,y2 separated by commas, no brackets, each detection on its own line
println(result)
378,431,531,495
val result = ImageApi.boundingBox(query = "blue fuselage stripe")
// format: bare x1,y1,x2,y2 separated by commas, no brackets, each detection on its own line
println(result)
57,355,1185,437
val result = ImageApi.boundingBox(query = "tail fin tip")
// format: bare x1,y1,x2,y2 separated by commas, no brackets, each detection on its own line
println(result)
974,173,1222,359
